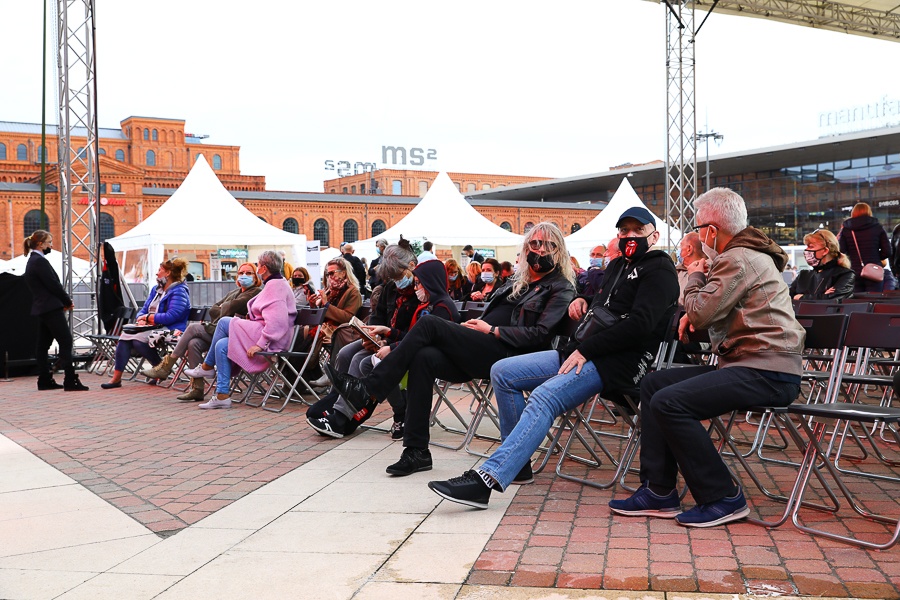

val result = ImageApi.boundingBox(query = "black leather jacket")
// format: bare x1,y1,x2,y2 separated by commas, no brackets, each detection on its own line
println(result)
482,268,575,352
789,261,855,301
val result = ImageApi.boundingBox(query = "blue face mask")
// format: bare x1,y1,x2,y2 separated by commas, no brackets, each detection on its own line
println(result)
481,272,495,283
448,273,458,281
589,257,604,268
237,275,254,288
396,274,413,289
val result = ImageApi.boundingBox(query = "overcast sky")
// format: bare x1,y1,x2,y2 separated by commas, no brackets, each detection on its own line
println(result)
4,1,900,192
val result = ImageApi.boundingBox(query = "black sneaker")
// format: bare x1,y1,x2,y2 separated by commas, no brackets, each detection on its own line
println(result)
390,421,404,440
38,376,64,391
324,363,373,412
307,412,347,439
63,374,89,391
511,462,534,485
385,447,432,476
428,470,491,509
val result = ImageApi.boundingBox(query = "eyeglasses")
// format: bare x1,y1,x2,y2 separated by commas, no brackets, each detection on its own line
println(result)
691,223,716,232
237,271,255,276
527,239,558,252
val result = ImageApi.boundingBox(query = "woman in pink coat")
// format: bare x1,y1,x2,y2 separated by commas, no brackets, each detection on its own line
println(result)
186,250,297,409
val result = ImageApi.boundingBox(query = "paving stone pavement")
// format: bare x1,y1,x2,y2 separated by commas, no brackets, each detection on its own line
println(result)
1,373,897,599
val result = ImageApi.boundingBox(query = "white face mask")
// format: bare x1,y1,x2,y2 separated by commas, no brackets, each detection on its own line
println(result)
701,226,718,261
415,288,428,303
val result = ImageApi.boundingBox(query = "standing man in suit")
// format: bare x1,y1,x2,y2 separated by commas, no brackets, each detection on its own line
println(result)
22,230,89,391
463,244,485,264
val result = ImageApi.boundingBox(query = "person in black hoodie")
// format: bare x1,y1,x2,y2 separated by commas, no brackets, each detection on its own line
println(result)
22,230,89,391
326,223,576,476
427,207,679,509
838,202,891,293
790,229,855,301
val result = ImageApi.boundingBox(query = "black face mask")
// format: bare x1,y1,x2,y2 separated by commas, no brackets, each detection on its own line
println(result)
43,247,52,255
292,277,305,287
618,235,651,261
526,251,555,273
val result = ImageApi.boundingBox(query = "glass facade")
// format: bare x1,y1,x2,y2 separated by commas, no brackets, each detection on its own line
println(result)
636,153,900,246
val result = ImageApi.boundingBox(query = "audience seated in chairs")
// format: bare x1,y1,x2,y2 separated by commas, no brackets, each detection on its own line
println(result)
427,206,679,509
184,250,297,409
101,258,191,389
790,229,855,302
140,262,262,401
608,188,805,528
445,258,472,302
290,266,316,307
307,257,363,375
469,257,502,302
307,244,459,439
326,222,575,476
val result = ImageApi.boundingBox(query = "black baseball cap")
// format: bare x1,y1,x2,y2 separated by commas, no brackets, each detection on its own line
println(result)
616,207,656,228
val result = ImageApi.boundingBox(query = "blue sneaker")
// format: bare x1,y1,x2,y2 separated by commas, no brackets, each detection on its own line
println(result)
608,484,680,518
676,487,750,528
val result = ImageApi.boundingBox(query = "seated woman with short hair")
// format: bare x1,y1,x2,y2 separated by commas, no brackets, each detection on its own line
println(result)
184,250,297,409
101,258,191,389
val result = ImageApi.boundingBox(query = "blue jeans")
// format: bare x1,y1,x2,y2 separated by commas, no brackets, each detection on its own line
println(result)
205,317,232,395
480,350,604,491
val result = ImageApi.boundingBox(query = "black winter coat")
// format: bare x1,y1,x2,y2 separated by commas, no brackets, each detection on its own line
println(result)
838,216,891,275
789,261,855,301
23,252,72,316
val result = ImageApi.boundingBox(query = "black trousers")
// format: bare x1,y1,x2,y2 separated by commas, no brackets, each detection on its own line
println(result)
639,365,799,505
366,315,511,449
35,308,74,378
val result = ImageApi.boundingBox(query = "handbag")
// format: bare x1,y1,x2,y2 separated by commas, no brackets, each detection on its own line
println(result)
122,323,164,334
850,231,885,282
573,306,623,343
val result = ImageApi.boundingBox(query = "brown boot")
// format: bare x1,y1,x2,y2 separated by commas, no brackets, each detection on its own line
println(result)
141,354,177,380
177,377,206,402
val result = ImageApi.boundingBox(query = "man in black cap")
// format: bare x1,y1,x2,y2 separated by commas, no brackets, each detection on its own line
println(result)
427,206,679,509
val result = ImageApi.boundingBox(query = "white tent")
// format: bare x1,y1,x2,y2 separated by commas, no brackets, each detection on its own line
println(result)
0,249,91,279
565,178,682,266
352,172,523,262
108,155,307,281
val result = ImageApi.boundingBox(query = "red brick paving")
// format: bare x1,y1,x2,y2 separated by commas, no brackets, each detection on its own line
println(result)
0,375,365,534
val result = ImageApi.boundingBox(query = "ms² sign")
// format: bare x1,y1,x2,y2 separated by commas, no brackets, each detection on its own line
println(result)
325,145,438,177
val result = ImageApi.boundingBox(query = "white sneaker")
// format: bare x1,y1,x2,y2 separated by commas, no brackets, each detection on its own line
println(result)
199,397,231,409
310,373,330,388
185,365,216,379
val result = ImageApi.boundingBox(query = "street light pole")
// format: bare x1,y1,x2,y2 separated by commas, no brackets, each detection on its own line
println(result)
695,131,723,192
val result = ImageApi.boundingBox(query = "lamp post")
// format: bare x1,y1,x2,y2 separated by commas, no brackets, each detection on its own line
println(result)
695,131,723,193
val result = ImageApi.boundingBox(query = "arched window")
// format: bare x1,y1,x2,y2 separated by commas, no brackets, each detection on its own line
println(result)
152,129,158,141
99,212,115,242
500,221,512,232
0,143,6,160
282,217,299,234
115,149,125,162
314,219,329,247
146,150,156,166
75,147,86,159
371,220,386,237
454,182,461,191
212,154,222,170
343,219,358,243
17,144,27,161
98,148,106,155
351,185,356,194
466,183,475,192
392,180,402,195
418,181,428,196
523,221,535,234
37,146,47,162
143,128,149,140
571,223,581,233
24,210,49,237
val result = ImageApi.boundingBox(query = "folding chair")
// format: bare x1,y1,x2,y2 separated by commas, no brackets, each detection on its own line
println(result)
85,306,136,375
245,307,328,412
158,306,209,389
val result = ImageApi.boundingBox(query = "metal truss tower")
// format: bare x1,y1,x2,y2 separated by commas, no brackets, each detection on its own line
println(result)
56,0,100,342
665,1,697,237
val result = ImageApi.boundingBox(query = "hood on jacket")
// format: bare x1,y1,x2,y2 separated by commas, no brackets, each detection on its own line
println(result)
723,227,789,272
843,215,882,231
414,260,460,322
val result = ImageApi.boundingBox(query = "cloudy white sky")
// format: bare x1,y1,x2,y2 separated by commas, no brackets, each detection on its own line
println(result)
4,1,900,192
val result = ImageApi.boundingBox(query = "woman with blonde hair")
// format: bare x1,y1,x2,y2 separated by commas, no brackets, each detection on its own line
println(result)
101,258,192,389
22,230,89,391
838,202,892,293
791,229,855,301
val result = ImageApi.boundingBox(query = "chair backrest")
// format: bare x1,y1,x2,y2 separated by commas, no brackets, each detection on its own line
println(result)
843,312,900,351
873,303,900,314
296,306,328,327
463,301,489,313
795,313,849,350
188,307,206,322
797,302,871,315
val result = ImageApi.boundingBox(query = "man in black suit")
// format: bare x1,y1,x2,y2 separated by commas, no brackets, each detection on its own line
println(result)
22,230,88,391
463,244,485,264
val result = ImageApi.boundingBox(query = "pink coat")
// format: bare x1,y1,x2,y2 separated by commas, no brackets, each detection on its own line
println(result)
227,277,297,374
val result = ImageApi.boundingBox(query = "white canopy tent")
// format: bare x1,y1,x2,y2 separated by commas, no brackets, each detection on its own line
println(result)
565,178,682,267
352,172,524,263
108,155,307,282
